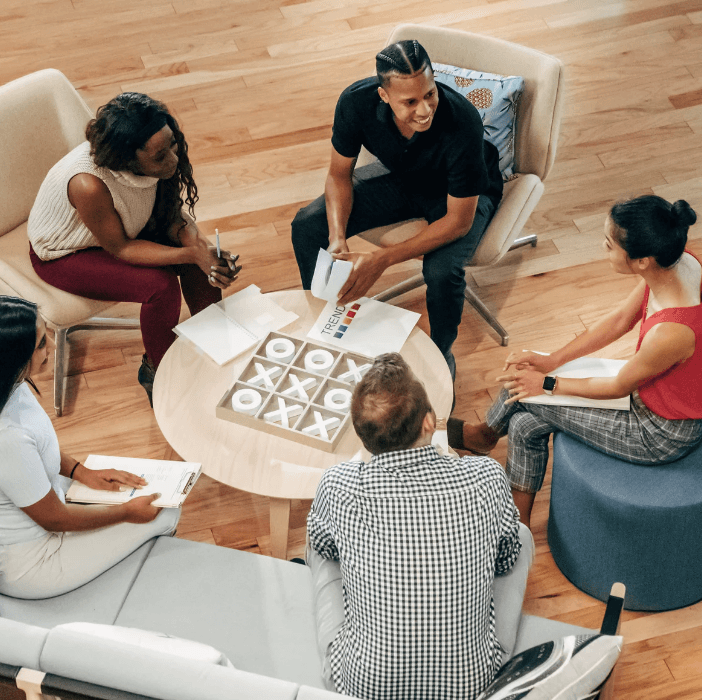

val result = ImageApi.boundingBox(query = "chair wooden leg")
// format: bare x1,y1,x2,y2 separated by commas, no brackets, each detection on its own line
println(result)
53,327,68,417
464,285,509,346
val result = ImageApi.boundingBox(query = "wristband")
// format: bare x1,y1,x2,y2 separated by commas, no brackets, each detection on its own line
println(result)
69,461,81,479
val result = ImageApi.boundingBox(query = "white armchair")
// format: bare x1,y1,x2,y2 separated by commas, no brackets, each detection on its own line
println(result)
359,24,565,345
0,69,139,416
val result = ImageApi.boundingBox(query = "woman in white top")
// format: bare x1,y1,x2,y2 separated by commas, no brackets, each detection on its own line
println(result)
0,296,179,599
28,92,242,405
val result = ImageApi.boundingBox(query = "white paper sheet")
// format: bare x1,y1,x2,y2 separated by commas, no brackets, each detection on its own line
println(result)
520,357,630,410
306,297,420,356
174,284,298,365
310,248,353,302
65,455,202,508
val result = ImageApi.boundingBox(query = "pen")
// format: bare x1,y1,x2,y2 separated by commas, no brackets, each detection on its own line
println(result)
215,228,221,258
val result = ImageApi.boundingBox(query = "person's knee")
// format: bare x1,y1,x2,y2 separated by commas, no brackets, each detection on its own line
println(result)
508,412,547,445
291,202,328,252
144,269,181,305
423,253,466,290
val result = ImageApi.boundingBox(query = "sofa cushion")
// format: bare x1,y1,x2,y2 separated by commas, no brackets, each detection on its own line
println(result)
432,63,524,180
0,539,156,628
512,615,596,656
114,536,323,688
477,634,622,700
40,627,298,700
0,618,49,669
56,622,234,667
493,522,534,661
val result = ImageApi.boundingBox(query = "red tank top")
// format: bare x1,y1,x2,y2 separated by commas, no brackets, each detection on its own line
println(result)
635,251,702,420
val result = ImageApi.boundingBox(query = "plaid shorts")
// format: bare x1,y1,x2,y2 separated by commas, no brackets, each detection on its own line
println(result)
486,388,702,493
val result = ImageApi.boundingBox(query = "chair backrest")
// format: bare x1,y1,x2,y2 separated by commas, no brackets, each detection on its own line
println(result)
0,69,93,237
385,24,565,181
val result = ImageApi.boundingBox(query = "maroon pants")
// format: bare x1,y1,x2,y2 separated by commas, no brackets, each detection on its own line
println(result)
30,246,221,367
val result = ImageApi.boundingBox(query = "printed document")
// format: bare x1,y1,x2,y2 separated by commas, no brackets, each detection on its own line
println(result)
66,455,202,508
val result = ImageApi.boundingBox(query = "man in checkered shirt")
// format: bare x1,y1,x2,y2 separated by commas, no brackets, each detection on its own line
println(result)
308,353,522,700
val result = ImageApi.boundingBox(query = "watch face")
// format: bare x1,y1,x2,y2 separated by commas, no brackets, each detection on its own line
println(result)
543,376,557,392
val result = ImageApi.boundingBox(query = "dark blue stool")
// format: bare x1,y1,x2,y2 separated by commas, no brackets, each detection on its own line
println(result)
548,432,702,611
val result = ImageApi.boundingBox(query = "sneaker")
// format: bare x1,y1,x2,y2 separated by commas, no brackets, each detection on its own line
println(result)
137,354,156,407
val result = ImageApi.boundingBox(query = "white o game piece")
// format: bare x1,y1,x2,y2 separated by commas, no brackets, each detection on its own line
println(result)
304,349,334,374
281,373,317,401
263,396,303,428
265,338,296,364
323,388,352,412
301,410,341,440
231,388,262,415
249,362,282,389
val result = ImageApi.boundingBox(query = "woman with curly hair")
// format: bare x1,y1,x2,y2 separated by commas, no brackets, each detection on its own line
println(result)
27,92,241,404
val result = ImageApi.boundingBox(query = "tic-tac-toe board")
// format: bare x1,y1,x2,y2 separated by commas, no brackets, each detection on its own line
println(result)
216,331,374,452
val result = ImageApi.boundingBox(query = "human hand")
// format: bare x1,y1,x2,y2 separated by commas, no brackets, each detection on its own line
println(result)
121,494,162,523
495,368,547,405
76,466,147,492
335,251,386,306
211,249,242,289
503,349,558,374
327,238,349,256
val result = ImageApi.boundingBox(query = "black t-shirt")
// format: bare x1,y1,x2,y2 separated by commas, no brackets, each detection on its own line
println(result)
331,77,503,206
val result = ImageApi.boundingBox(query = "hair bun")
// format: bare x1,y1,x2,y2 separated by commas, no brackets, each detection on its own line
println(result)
672,200,697,228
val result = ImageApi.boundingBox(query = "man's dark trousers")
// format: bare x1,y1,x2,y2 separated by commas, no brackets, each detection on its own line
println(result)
291,162,496,379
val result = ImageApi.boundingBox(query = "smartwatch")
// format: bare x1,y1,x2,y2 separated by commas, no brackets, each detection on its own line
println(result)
542,376,558,395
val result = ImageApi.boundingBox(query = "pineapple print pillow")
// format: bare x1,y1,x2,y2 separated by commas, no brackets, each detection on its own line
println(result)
432,63,524,180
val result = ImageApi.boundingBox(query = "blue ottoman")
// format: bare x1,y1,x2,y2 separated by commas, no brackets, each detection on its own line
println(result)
548,432,702,611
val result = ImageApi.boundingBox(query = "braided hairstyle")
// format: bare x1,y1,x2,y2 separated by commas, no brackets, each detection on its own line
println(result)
376,39,432,88
610,195,697,268
86,92,198,242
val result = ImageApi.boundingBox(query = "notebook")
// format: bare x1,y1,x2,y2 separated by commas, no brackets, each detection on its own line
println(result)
174,284,298,365
65,455,202,508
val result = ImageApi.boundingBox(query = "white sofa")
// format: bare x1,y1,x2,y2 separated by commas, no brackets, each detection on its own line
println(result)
0,526,615,700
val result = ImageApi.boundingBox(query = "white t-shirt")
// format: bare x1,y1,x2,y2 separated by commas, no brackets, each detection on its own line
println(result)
0,383,64,545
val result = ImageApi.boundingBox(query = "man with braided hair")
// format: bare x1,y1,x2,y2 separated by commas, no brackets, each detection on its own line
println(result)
291,40,503,380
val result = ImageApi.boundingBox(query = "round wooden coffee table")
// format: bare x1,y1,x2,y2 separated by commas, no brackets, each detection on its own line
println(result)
153,291,453,558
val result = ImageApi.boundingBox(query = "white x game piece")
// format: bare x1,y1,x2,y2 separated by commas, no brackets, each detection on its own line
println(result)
301,411,341,440
263,397,303,428
281,373,317,401
337,358,372,384
249,362,282,389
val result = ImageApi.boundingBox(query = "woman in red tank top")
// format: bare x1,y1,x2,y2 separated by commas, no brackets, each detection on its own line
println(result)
448,195,702,527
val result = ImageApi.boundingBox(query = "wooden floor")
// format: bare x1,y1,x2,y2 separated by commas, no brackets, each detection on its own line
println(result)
4,0,702,696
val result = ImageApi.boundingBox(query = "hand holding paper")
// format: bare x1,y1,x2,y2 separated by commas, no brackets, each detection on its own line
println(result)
310,248,354,302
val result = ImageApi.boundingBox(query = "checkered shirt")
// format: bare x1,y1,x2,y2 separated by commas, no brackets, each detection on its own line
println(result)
308,444,521,700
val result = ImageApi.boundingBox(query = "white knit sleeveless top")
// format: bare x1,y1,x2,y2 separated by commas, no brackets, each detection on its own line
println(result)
28,141,158,261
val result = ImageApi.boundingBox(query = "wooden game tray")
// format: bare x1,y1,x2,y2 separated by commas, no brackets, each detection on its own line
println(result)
216,331,374,452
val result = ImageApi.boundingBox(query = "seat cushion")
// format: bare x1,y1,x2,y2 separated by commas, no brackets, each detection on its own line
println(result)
549,433,702,611
0,540,156,628
0,222,114,327
114,536,324,688
0,618,49,669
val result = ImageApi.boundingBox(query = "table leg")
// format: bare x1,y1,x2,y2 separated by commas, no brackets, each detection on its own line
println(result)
269,497,291,559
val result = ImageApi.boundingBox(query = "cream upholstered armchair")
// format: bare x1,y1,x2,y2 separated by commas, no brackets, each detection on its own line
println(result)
359,24,565,346
0,69,139,416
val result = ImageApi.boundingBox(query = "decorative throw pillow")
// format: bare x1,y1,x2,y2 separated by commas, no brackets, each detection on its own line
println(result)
56,622,235,668
432,63,524,180
477,633,623,700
